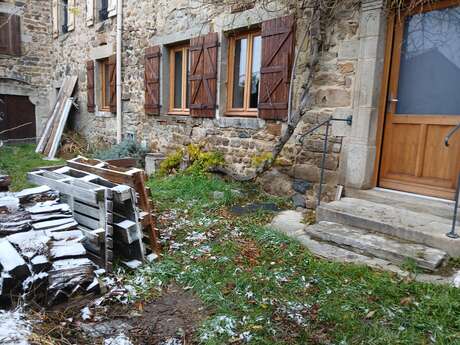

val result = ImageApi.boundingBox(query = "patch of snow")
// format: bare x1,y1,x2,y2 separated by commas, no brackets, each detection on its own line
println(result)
104,333,133,345
22,272,48,291
122,260,142,269
453,271,460,288
160,338,182,345
0,309,32,345
81,306,92,320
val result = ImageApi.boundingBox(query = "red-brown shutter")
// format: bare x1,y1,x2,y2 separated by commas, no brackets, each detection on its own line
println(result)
108,54,117,112
259,15,295,121
0,13,21,56
189,32,218,118
86,60,95,112
144,46,161,115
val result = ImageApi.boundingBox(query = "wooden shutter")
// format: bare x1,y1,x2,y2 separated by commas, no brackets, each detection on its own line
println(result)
52,0,59,38
86,0,94,26
68,0,75,31
144,46,161,115
108,54,117,112
86,60,95,112
0,13,21,56
189,32,218,118
259,15,295,121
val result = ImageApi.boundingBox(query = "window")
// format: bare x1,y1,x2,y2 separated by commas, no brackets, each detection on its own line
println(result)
227,30,262,116
169,45,190,114
0,13,21,56
99,0,108,21
99,58,111,111
61,0,69,33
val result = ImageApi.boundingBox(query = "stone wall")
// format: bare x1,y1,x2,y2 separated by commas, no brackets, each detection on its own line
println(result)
47,0,363,208
0,0,54,137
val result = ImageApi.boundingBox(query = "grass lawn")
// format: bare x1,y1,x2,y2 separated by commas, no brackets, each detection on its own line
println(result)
0,144,64,191
116,173,460,344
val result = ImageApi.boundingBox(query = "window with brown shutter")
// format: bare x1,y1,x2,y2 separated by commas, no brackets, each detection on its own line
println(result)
259,15,295,121
169,44,190,115
189,32,218,118
108,54,117,113
87,60,95,112
145,46,161,115
0,13,21,56
226,29,262,116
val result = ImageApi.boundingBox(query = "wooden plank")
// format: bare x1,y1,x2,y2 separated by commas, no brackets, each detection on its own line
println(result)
37,76,78,153
73,200,101,219
74,212,100,230
43,77,78,155
32,218,76,230
114,219,139,244
48,98,73,159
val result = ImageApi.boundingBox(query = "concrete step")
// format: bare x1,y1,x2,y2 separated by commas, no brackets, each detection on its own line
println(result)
346,188,457,222
306,221,448,271
317,197,460,257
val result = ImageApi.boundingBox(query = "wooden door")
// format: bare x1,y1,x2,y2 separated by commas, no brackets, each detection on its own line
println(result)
0,95,36,142
379,1,460,200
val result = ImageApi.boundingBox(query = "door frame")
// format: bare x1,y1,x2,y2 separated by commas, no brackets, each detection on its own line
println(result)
371,0,460,192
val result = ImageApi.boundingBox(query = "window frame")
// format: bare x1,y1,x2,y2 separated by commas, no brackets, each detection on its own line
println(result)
168,44,190,115
226,29,261,117
99,58,111,112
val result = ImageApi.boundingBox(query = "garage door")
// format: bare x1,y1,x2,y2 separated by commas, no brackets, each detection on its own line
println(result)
0,95,36,142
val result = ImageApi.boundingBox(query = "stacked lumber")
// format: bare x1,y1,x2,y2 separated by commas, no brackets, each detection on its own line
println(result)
36,76,78,159
0,186,99,308
27,159,158,272
67,156,161,255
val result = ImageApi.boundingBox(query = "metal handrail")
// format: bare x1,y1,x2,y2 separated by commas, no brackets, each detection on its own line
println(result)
298,115,352,207
445,124,460,239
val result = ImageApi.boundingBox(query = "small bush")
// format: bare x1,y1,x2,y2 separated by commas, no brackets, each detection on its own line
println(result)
158,149,184,176
158,144,224,177
93,139,148,167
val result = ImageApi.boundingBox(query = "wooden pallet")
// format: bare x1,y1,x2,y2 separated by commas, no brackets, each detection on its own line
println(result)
27,167,147,272
67,156,161,255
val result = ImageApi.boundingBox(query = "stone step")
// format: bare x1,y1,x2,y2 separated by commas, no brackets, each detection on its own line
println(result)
306,221,448,271
317,197,460,257
346,188,457,222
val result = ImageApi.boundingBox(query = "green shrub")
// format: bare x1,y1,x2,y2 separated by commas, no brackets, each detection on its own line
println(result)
158,149,184,176
93,139,147,167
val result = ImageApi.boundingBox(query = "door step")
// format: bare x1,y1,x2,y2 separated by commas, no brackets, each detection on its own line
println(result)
317,197,460,257
346,188,456,221
306,221,448,271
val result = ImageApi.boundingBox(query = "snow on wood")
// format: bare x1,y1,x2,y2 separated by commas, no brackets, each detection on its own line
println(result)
0,219,31,235
0,240,30,279
32,217,76,230
14,185,59,204
49,229,84,241
48,258,95,291
44,220,79,232
31,212,73,222
31,255,51,273
50,242,86,260
0,196,19,212
26,202,70,214
7,230,50,260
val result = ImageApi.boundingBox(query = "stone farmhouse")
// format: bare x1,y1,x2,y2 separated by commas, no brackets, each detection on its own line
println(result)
2,0,460,269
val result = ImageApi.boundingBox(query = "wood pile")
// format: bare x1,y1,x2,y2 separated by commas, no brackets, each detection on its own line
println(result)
36,76,78,159
0,186,99,308
28,157,161,272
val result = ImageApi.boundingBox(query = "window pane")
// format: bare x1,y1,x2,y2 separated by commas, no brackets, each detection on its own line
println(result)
396,6,460,115
174,50,183,109
232,37,247,108
104,62,110,107
250,35,261,109
186,49,190,109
